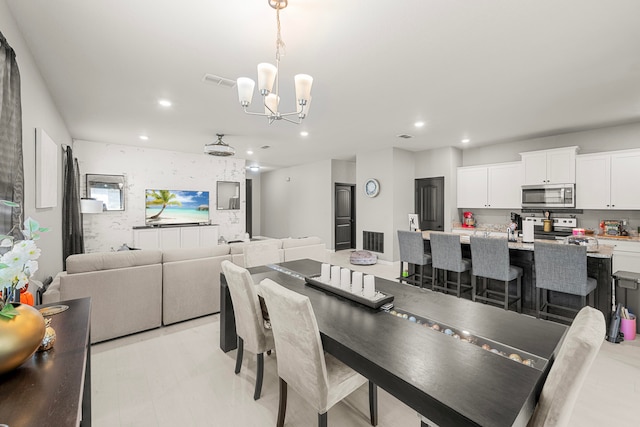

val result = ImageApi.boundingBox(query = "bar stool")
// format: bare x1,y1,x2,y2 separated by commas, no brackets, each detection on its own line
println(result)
430,232,472,297
397,230,431,288
469,236,523,312
534,241,597,323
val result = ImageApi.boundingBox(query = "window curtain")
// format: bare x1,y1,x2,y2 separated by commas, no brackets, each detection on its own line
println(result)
62,146,83,267
0,31,24,238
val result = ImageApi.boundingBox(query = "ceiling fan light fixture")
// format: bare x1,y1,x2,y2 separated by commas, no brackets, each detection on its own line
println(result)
204,134,236,156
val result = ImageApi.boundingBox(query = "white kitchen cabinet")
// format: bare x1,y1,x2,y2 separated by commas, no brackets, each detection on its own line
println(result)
457,162,521,209
520,146,578,185
610,151,640,209
133,225,219,250
612,240,640,333
576,149,640,210
576,153,611,209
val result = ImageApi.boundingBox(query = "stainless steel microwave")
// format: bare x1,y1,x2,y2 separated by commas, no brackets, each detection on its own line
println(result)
521,184,575,208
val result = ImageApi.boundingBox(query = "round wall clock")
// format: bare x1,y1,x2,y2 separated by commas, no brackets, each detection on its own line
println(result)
364,178,380,197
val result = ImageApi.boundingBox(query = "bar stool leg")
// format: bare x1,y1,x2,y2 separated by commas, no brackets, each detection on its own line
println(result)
516,276,522,313
456,272,462,298
503,280,509,310
471,274,477,302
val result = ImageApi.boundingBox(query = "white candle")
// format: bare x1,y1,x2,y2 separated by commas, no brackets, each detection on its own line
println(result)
320,263,331,282
364,275,376,298
330,266,341,287
351,272,363,294
340,268,351,290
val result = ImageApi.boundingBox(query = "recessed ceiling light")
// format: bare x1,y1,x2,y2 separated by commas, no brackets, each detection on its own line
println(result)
158,99,172,107
247,150,254,155
461,138,470,144
249,165,260,171
414,121,425,128
139,135,149,141
300,131,309,137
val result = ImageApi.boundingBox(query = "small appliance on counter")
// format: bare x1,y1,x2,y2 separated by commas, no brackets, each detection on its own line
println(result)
522,218,535,243
602,220,623,236
462,211,475,228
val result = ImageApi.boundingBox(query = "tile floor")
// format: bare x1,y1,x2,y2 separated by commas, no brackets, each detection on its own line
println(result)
92,251,640,426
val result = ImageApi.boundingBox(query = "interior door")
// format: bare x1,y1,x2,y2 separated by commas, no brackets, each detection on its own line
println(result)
335,183,355,251
415,177,444,231
245,179,252,238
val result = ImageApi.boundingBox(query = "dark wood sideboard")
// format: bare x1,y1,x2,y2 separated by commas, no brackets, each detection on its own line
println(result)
0,297,92,427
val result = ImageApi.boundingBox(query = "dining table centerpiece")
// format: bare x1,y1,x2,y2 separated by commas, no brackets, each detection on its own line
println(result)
0,200,49,375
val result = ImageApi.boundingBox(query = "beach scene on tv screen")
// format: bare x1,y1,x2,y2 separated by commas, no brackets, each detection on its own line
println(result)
145,189,209,225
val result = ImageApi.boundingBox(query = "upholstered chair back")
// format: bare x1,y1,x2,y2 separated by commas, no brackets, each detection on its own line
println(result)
259,278,331,412
430,232,466,272
527,306,605,427
221,260,271,354
470,236,511,281
244,241,281,268
534,242,590,294
397,230,429,266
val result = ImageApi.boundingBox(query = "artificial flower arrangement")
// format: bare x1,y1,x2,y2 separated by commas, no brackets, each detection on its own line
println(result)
0,200,48,320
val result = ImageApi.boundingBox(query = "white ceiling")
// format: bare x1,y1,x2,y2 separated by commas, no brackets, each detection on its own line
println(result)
7,0,640,170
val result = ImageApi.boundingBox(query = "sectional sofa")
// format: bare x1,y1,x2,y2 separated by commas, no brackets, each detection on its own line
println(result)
43,237,327,343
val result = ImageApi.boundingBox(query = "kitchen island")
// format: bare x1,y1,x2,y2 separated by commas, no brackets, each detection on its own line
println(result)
421,230,614,322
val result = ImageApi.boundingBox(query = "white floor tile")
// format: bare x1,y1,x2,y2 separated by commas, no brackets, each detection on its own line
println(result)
90,250,640,426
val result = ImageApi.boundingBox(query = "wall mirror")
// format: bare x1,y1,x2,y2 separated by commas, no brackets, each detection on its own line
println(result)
217,181,240,210
86,174,125,211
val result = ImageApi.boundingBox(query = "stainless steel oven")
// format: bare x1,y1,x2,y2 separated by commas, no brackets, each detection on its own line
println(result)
521,183,575,208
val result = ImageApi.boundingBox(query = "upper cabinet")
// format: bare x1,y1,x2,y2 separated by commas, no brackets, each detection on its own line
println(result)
577,149,640,210
457,162,522,209
520,146,578,185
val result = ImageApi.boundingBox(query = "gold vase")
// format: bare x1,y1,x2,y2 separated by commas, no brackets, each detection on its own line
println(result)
0,303,46,375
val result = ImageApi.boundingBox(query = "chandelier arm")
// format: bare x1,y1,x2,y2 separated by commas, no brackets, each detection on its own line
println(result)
280,116,303,125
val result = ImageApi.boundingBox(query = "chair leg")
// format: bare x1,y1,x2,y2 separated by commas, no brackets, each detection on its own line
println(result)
399,261,404,282
516,276,522,313
535,287,541,319
418,264,423,288
456,271,462,298
318,412,328,427
235,337,244,374
369,381,378,426
504,280,509,310
432,266,436,290
471,274,477,302
277,378,287,427
254,353,264,400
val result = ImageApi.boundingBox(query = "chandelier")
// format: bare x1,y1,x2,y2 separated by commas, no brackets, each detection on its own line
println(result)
236,0,313,124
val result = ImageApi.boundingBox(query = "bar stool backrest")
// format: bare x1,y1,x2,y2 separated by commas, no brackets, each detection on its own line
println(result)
534,242,588,293
430,232,465,272
470,236,510,281
398,230,428,266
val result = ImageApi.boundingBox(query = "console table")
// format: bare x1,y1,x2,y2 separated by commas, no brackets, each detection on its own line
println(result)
0,298,92,427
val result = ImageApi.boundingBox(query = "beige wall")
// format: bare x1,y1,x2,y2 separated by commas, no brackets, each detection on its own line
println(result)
1,1,72,280
261,159,333,246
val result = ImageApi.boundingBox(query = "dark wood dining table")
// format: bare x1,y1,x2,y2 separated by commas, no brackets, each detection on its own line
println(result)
220,259,567,427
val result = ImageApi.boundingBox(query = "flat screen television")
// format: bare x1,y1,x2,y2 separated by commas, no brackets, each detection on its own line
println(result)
145,189,210,226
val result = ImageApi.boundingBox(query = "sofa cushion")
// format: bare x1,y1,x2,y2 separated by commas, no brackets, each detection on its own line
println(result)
162,245,230,263
66,250,163,274
229,239,283,255
281,236,323,249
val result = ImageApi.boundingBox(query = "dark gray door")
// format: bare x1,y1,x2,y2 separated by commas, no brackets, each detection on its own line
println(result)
335,183,355,251
245,179,252,238
415,177,444,231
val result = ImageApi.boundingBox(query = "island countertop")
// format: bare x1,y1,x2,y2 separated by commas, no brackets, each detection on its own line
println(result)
422,230,614,259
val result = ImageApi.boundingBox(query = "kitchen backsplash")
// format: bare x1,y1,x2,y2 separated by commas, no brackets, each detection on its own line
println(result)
458,208,640,237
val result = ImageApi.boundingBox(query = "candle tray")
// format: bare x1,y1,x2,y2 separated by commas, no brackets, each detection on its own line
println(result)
305,275,394,309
